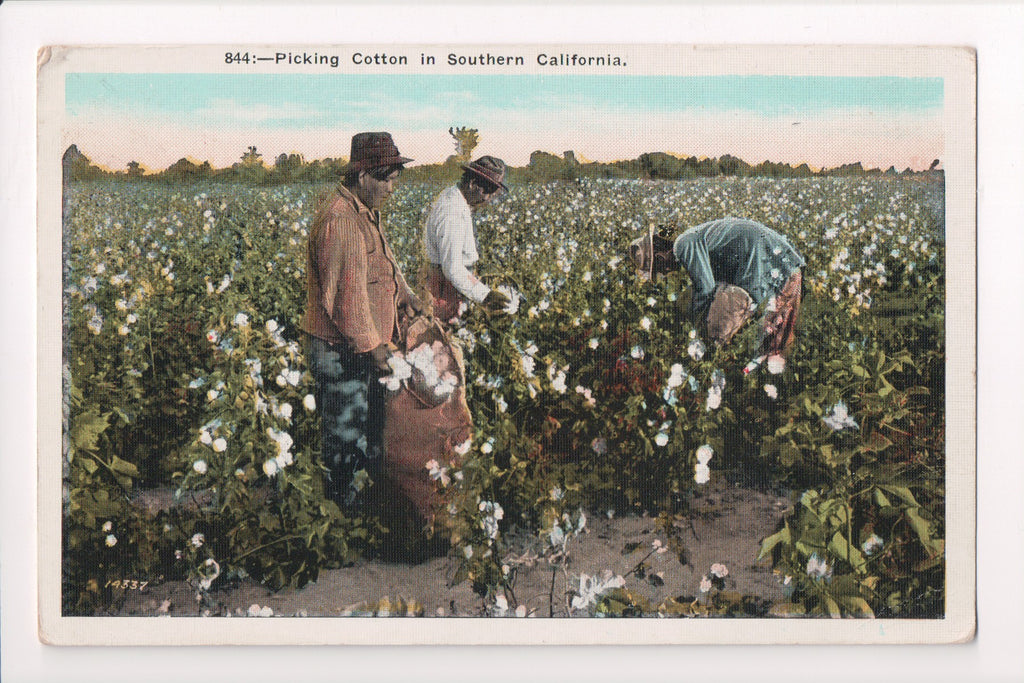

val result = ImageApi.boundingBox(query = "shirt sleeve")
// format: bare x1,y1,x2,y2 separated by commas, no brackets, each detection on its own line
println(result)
318,212,382,353
674,231,717,319
434,196,491,304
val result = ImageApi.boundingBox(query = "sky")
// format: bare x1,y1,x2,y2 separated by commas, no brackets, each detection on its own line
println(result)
64,73,944,172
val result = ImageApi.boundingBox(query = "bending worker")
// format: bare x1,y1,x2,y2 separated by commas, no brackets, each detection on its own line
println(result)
629,217,806,357
422,155,513,322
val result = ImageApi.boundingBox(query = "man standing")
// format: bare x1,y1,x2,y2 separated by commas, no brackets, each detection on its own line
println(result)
629,217,805,356
422,155,513,321
302,132,423,508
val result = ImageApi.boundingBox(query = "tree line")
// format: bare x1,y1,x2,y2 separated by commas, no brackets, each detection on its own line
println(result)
64,141,940,186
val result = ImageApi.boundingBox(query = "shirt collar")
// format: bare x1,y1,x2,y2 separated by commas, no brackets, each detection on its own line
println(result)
337,184,377,219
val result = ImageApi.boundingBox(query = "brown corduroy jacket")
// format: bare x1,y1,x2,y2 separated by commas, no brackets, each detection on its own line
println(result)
301,185,415,353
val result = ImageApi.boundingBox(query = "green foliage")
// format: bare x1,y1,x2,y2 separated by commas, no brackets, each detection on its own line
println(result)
64,173,945,617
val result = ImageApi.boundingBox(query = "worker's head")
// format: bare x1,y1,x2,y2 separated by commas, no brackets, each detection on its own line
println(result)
344,132,412,209
459,156,508,208
628,225,677,278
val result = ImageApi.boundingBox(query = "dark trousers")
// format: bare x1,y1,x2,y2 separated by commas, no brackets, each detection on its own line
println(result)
306,335,384,508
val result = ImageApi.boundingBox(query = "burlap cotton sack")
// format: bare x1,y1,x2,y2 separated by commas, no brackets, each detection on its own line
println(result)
705,283,755,346
383,315,472,522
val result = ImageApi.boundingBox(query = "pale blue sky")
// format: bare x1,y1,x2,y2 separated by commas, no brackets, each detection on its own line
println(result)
64,73,944,170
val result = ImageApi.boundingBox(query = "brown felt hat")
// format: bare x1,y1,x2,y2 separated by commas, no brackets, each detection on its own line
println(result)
347,132,413,171
462,155,508,192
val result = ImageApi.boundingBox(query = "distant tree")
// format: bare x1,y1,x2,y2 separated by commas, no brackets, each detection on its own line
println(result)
241,146,263,166
235,146,269,184
718,154,750,177
928,159,940,171
448,126,479,163
156,158,213,182
126,161,144,178
640,152,684,179
64,146,106,181
273,152,305,182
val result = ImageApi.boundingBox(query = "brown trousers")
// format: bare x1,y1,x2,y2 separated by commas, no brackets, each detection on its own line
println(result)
420,263,466,323
705,270,802,355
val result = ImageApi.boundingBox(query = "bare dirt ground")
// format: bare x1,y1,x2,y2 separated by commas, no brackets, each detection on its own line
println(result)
119,478,792,618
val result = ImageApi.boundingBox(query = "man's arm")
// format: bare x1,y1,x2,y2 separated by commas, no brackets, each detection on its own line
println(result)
673,232,717,318
434,199,490,304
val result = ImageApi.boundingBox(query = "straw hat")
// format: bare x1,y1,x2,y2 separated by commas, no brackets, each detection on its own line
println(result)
461,155,508,192
628,223,656,278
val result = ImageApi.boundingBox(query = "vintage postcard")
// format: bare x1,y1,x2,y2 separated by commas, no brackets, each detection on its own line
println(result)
37,43,975,645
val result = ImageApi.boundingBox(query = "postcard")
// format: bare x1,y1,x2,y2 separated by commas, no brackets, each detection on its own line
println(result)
37,43,975,645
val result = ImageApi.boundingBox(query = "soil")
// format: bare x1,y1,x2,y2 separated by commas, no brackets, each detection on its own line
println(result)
118,478,793,618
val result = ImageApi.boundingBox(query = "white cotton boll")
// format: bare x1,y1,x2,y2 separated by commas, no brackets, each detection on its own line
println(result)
696,445,714,465
303,394,316,411
705,386,722,411
381,375,403,392
212,438,227,453
766,355,786,374
552,372,567,394
263,459,279,477
688,339,705,361
764,384,778,399
193,460,208,474
694,463,711,484
654,432,669,447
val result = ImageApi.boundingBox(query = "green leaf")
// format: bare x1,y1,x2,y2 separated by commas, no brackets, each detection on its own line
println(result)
881,486,920,508
829,531,866,570
905,508,941,556
874,488,891,508
70,408,110,455
803,397,822,417
757,526,791,560
779,441,800,467
862,431,894,453
840,596,875,618
109,455,139,478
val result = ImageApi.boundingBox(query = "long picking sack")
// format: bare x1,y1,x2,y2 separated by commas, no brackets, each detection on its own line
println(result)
382,315,473,523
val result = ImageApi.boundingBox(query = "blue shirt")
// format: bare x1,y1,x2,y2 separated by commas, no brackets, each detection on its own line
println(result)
673,218,805,318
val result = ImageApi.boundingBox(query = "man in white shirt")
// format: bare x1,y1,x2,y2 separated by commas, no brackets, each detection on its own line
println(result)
422,156,512,322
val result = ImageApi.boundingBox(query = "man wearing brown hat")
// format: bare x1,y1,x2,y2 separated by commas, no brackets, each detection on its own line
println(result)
422,155,513,322
302,132,425,508
628,218,805,358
